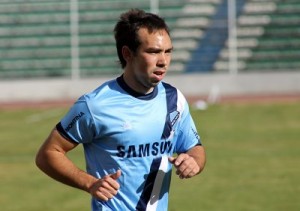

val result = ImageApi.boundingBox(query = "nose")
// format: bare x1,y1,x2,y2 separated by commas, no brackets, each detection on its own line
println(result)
157,53,167,68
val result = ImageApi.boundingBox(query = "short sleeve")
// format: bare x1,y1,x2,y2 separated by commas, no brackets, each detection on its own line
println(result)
57,96,95,144
174,101,201,153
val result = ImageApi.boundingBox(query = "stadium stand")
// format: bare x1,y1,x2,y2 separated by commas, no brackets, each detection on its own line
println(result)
0,1,71,77
186,0,246,72
215,0,300,72
0,0,299,78
0,0,219,78
169,0,221,72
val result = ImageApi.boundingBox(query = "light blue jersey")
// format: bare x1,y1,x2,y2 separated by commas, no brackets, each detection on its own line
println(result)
57,76,201,211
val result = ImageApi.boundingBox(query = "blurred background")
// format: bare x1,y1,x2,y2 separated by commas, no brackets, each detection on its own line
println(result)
0,0,299,103
0,1,300,210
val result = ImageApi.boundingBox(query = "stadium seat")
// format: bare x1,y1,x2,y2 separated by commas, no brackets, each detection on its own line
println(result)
215,0,300,72
1,0,299,77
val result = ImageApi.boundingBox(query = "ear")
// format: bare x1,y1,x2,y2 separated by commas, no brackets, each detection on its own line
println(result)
122,46,132,62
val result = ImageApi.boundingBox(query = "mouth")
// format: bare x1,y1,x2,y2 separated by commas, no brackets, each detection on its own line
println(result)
153,68,165,76
154,71,164,76
152,70,165,82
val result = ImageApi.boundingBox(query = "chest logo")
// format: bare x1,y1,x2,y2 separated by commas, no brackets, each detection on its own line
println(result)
170,111,180,127
123,121,133,130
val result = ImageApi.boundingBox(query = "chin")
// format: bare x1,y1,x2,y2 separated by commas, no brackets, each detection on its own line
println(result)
150,80,160,86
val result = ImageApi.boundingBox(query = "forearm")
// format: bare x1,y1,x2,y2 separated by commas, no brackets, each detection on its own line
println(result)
186,145,206,174
169,145,206,179
36,143,122,202
36,149,97,193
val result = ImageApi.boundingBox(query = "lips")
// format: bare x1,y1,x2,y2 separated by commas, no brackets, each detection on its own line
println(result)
154,67,166,75
153,70,165,81
154,70,164,76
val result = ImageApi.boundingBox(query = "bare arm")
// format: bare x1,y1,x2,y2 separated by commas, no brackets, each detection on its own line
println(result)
35,128,94,191
169,145,206,179
35,128,121,201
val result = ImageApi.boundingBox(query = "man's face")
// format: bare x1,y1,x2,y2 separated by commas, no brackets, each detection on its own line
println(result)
126,28,173,93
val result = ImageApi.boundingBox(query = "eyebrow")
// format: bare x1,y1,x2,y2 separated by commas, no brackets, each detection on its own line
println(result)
147,46,173,52
166,47,173,52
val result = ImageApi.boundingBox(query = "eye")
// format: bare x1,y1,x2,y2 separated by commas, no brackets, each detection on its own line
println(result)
165,48,173,54
148,50,160,54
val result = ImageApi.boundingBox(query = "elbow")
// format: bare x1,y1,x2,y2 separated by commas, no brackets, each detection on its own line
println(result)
35,150,43,170
194,145,206,175
199,149,206,173
199,158,206,174
35,149,48,171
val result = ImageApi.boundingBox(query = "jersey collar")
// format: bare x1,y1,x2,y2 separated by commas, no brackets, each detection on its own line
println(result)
117,75,158,100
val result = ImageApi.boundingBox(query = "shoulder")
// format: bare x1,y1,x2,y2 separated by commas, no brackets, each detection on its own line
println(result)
159,81,188,113
161,81,176,91
69,79,121,114
160,81,184,97
81,79,120,103
160,81,187,103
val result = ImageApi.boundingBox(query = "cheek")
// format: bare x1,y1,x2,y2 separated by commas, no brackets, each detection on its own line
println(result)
139,56,156,69
166,55,172,64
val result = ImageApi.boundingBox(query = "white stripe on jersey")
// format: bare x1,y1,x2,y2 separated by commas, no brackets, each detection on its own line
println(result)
146,155,169,211
176,89,186,116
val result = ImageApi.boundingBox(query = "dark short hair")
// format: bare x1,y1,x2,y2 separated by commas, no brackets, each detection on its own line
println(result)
114,9,170,68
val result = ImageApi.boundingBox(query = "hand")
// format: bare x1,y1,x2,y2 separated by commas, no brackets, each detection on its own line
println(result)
89,170,121,201
168,154,200,179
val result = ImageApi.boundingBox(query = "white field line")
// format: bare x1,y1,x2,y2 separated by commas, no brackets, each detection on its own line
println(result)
26,109,63,123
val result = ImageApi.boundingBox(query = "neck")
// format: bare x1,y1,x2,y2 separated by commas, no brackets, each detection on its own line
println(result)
123,71,153,95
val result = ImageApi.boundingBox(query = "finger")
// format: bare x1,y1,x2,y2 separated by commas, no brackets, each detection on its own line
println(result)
174,162,189,179
168,156,176,164
96,187,115,201
177,158,200,179
96,193,109,201
173,154,188,167
103,178,120,193
178,166,193,179
110,169,121,180
100,180,119,195
104,172,121,191
90,184,111,201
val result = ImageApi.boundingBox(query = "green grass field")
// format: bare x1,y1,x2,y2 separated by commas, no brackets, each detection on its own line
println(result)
0,101,299,210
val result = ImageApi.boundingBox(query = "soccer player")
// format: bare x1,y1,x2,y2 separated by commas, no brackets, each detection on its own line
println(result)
36,9,206,211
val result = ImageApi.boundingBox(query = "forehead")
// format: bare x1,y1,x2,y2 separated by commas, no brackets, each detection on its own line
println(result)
137,28,172,48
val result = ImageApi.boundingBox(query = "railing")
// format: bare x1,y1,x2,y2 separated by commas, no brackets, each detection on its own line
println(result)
0,0,299,79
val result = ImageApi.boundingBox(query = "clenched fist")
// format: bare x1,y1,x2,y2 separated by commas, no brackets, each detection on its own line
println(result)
169,154,200,179
89,170,121,201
